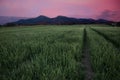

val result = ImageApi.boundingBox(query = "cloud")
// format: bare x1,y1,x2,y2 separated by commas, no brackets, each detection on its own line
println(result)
0,0,120,21
98,10,120,21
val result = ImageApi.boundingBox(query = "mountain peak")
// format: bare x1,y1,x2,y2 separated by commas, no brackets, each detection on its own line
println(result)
36,15,50,19
3,15,114,25
56,16,68,18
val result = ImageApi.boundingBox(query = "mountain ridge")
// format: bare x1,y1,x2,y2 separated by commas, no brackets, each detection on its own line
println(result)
3,15,119,26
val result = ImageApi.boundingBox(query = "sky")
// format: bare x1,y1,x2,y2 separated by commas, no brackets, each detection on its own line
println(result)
0,0,120,21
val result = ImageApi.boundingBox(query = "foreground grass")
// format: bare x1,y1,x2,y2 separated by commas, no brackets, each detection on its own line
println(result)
0,25,84,80
87,28,120,80
90,25,120,47
0,25,120,80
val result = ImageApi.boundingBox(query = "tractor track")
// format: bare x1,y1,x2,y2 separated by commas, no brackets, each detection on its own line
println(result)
91,28,120,49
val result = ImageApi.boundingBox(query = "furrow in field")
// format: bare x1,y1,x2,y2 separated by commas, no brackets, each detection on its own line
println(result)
87,28,120,80
82,28,94,80
91,28,120,49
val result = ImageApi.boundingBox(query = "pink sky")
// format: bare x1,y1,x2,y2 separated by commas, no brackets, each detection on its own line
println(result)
0,0,120,21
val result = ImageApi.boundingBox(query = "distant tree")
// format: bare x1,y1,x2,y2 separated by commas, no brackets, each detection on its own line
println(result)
111,22,117,27
5,23,16,27
116,22,120,27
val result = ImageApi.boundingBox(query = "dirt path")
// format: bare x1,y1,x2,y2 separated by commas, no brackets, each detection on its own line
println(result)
82,28,94,80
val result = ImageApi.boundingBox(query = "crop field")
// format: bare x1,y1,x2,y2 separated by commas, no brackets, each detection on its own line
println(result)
0,25,120,80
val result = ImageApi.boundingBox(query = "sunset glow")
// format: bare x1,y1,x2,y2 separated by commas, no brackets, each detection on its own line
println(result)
0,0,120,21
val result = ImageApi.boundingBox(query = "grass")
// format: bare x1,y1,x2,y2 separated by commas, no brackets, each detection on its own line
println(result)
0,25,120,80
87,27,120,80
0,25,84,80
90,25,120,47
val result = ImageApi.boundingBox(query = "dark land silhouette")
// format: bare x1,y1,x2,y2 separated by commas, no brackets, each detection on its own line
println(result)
2,15,120,27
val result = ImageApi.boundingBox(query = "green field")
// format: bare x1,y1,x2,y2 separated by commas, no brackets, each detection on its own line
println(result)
0,25,120,80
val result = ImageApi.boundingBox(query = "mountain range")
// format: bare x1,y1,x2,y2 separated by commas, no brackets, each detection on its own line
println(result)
1,15,118,26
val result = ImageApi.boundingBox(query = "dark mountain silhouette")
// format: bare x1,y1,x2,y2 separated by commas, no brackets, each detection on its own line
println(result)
0,16,28,25
51,16,80,24
96,19,112,23
4,15,116,26
14,15,51,25
78,18,96,24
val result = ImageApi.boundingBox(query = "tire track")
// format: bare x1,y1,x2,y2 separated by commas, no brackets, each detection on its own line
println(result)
82,28,94,80
91,28,120,49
